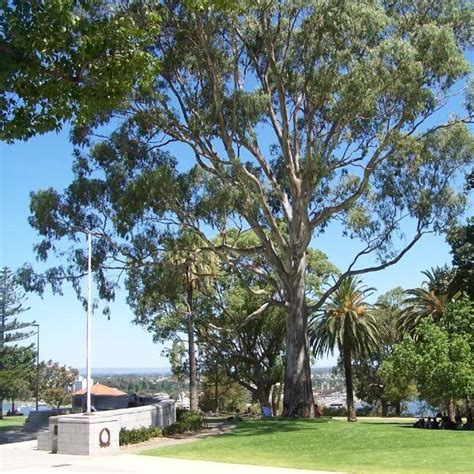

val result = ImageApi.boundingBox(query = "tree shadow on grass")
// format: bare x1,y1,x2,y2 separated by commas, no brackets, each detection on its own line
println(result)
396,425,473,433
0,425,42,444
224,417,331,438
356,420,472,435
361,421,414,426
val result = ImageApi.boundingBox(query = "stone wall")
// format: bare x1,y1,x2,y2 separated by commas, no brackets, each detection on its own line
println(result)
27,408,73,431
56,416,120,455
107,400,175,430
37,400,175,455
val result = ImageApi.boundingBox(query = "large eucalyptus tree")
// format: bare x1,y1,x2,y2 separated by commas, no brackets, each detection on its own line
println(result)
11,0,474,417
109,0,472,417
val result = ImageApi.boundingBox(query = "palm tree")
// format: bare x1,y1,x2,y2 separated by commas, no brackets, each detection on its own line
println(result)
309,276,384,422
164,232,218,411
397,268,456,338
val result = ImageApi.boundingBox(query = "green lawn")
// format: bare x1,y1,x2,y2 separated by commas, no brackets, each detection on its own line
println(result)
142,418,473,473
0,416,26,432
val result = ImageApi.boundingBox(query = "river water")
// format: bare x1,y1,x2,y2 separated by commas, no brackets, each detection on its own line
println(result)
2,401,49,416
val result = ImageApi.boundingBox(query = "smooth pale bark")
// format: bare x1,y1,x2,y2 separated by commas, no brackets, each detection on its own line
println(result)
343,339,357,422
186,270,198,412
282,255,314,417
271,384,283,416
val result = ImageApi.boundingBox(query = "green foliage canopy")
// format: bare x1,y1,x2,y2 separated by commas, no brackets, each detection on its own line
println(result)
384,315,473,410
0,267,36,417
0,0,160,142
15,0,474,417
39,359,78,409
352,287,417,415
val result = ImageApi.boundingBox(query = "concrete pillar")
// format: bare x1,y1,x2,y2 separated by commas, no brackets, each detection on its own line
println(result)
57,415,119,455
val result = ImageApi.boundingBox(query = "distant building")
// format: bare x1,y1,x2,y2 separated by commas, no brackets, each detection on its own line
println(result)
73,383,129,411
73,375,92,392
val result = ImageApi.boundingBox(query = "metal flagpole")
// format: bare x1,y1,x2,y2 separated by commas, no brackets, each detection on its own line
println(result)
86,233,92,414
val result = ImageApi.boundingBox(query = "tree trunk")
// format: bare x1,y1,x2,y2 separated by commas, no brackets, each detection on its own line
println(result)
271,384,282,416
271,386,277,416
381,400,388,417
214,366,219,413
186,270,198,412
447,397,455,423
395,402,401,417
466,397,472,425
11,399,15,414
257,386,272,412
282,255,314,418
343,340,357,422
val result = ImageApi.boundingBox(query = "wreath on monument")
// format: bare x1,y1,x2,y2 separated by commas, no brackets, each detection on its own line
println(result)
99,428,111,447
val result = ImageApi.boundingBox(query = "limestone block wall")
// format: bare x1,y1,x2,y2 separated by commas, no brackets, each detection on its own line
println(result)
37,431,52,451
38,400,176,455
57,416,119,455
110,400,176,430
26,408,72,429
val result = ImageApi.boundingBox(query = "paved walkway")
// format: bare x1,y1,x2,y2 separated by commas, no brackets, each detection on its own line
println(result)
0,426,47,445
0,440,346,474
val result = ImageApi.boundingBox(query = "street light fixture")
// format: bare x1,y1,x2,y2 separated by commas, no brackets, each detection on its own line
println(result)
32,323,40,412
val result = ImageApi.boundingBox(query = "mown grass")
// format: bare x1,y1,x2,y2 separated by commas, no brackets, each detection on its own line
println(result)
0,415,26,432
142,417,473,473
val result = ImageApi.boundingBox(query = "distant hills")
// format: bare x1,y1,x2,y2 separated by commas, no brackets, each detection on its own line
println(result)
77,366,334,376
78,367,172,376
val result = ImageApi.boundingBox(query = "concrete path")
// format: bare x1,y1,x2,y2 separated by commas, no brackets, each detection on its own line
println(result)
0,440,346,474
0,426,47,445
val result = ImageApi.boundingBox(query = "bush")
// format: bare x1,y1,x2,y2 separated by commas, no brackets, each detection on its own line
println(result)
119,426,162,446
357,405,375,417
162,410,205,437
322,406,347,417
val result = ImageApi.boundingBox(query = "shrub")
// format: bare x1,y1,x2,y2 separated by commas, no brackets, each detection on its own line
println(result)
357,405,374,417
119,426,162,446
321,405,374,417
162,410,205,437
322,406,347,417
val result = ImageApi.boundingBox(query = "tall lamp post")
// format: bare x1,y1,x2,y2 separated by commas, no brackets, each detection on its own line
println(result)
86,232,92,414
32,323,40,412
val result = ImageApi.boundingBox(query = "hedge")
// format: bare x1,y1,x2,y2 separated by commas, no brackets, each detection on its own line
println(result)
119,426,162,446
162,410,205,436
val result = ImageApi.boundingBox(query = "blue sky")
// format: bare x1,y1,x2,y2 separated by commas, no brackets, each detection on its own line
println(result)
1,131,468,371
1,53,472,371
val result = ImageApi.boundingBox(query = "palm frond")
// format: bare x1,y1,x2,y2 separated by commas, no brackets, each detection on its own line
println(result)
309,276,384,358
